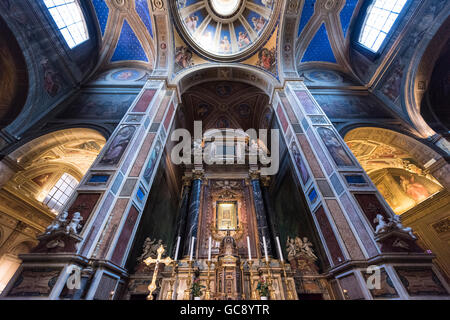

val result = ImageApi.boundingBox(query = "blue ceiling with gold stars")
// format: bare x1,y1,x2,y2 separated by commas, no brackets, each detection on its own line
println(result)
90,0,361,65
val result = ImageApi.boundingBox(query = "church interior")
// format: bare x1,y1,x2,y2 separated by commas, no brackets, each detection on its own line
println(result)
0,0,449,300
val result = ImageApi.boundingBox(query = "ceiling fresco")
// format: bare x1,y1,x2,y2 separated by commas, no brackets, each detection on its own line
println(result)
345,128,444,215
89,0,362,76
179,81,271,132
172,0,279,60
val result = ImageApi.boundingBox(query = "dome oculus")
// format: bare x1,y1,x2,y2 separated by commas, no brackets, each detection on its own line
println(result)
174,0,278,61
210,0,241,17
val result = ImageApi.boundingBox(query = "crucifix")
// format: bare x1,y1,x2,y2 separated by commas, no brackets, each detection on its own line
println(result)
144,245,173,300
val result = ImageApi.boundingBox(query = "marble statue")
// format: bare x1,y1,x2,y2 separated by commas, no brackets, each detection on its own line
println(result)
66,212,83,235
286,236,297,259
374,214,389,235
137,237,155,262
390,215,417,239
137,238,165,262
45,211,68,234
301,237,318,261
286,236,318,261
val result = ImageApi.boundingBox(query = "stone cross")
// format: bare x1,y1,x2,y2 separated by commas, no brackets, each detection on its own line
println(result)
144,245,173,300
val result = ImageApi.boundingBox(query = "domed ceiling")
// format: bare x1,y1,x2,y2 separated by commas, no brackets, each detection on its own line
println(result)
173,0,280,61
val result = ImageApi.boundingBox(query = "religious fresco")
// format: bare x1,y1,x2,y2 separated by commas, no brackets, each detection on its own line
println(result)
313,94,393,119
99,126,136,166
143,138,162,185
174,46,194,73
174,0,277,57
41,58,62,97
370,168,442,215
242,26,278,76
173,29,208,74
290,141,310,185
31,173,53,187
110,69,146,81
346,131,444,215
317,127,354,167
57,93,137,120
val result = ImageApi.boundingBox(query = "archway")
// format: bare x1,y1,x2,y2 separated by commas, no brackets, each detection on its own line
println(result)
345,127,450,279
0,128,106,291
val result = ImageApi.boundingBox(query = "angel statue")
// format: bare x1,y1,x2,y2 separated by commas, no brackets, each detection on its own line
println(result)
45,211,68,234
150,239,165,258
137,237,156,262
286,236,297,259
301,237,318,261
65,212,83,235
374,214,390,235
390,215,417,240
294,237,303,254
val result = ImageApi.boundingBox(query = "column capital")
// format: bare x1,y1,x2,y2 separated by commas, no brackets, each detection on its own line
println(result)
249,169,260,181
192,169,204,180
260,176,271,187
182,176,192,187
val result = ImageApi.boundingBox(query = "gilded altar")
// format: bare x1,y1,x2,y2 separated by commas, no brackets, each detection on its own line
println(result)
123,235,332,300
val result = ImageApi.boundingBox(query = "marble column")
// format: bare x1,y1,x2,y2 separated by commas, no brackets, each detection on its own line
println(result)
173,176,191,259
250,171,274,257
182,171,203,258
260,176,279,258
272,82,450,299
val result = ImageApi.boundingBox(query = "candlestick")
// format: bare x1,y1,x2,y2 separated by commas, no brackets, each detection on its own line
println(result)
174,236,180,261
189,236,195,261
276,236,284,262
263,236,269,262
208,236,212,261
247,236,252,260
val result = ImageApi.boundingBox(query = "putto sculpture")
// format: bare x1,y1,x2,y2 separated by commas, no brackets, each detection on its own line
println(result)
286,236,317,261
137,238,166,263
45,211,68,234
66,212,83,235
44,211,83,236
373,213,417,239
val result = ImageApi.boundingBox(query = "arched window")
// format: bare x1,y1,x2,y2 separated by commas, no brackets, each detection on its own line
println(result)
43,0,89,49
43,173,78,213
358,0,408,52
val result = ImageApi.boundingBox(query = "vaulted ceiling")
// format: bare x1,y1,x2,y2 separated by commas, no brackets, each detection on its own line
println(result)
90,0,362,72
179,81,272,132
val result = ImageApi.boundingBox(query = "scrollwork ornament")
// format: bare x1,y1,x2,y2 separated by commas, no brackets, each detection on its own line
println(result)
153,0,164,10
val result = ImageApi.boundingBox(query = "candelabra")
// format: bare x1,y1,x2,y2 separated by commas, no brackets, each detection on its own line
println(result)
183,260,193,300
265,259,276,300
240,261,246,300
280,261,295,300
248,260,258,300
166,261,177,300
204,260,212,300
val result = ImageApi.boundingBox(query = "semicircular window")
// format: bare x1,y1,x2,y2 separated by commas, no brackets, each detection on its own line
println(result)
358,0,408,52
43,0,89,49
174,0,278,60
